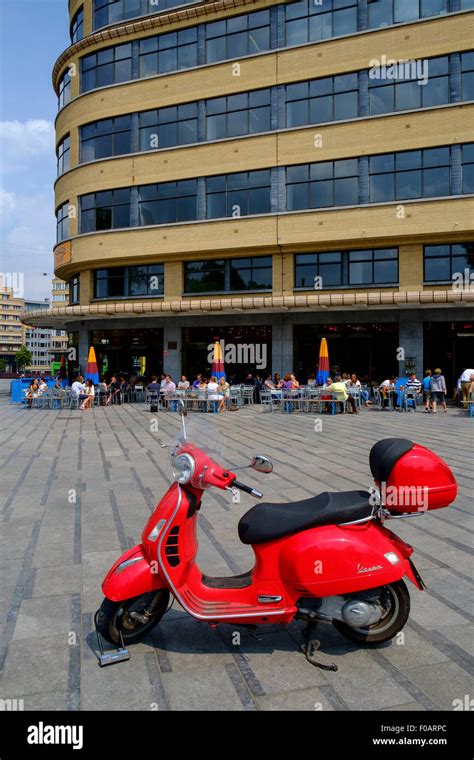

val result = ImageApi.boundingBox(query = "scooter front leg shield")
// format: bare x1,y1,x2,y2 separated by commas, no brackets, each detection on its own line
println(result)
102,543,167,602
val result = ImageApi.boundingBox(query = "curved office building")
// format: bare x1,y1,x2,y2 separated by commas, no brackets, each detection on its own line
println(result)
23,0,474,385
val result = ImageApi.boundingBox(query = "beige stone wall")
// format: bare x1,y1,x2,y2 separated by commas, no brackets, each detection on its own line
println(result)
52,5,474,309
54,196,474,303
55,105,474,205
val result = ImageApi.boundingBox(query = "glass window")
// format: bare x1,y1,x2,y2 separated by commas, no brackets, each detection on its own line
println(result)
94,0,170,29
184,256,271,293
424,242,474,282
80,116,132,162
461,52,474,102
206,170,271,218
139,28,198,77
139,103,198,150
369,55,449,115
349,248,398,285
295,252,343,288
57,135,70,176
184,260,226,293
71,7,84,43
285,0,357,47
286,73,358,127
138,180,197,225
462,143,474,194
206,89,271,140
56,202,70,243
230,256,272,291
287,159,359,210
94,264,164,298
69,275,80,304
81,43,132,93
367,0,448,30
58,68,71,110
79,188,131,233
205,11,270,64
369,146,451,202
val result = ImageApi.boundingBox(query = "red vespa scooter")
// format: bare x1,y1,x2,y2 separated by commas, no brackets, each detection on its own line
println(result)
96,406,457,669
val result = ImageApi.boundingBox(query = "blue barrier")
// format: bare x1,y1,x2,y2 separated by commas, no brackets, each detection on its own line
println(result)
11,378,56,404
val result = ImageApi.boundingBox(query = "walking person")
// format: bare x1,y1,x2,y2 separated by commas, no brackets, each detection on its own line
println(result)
422,369,432,412
430,368,447,414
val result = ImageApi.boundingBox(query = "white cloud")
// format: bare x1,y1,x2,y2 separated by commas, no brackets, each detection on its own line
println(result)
0,189,55,301
0,120,57,300
0,189,16,216
0,119,55,175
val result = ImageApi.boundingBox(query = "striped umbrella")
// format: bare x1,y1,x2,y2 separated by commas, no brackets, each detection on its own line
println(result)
211,338,225,381
58,353,68,386
316,337,329,386
85,346,99,385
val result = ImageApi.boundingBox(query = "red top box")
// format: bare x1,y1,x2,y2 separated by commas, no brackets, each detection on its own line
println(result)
369,438,457,513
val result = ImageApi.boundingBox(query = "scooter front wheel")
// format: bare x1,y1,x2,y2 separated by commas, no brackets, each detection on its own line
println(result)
96,590,170,645
332,580,410,645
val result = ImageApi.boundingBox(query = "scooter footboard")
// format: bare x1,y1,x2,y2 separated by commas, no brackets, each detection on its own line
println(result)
102,544,167,602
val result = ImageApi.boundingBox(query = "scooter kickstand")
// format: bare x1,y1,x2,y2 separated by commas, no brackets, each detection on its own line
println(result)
94,611,130,667
301,622,338,672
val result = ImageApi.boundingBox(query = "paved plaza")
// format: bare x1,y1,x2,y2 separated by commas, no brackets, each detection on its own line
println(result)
0,398,472,712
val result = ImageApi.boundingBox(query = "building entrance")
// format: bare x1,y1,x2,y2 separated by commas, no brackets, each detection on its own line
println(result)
294,323,399,384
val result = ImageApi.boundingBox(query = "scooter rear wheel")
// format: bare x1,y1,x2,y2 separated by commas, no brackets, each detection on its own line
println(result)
96,590,170,645
332,580,410,645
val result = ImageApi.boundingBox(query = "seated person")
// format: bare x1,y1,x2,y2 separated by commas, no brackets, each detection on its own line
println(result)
80,379,95,410
177,375,190,390
329,375,358,414
379,376,397,408
264,373,275,390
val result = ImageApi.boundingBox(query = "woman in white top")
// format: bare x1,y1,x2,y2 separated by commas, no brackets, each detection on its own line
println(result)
206,376,219,401
80,379,95,410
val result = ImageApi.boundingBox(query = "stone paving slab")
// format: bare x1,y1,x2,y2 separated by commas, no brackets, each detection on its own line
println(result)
0,398,472,711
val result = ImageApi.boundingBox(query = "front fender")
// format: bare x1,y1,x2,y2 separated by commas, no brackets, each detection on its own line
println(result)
102,544,167,602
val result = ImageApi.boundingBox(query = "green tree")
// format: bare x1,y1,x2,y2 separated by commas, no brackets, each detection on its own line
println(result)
15,345,33,370
0,358,7,372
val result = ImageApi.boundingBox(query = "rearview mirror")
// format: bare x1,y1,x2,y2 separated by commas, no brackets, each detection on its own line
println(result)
250,455,273,474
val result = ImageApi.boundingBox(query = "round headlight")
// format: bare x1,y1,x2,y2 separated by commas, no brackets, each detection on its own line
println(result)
172,452,195,484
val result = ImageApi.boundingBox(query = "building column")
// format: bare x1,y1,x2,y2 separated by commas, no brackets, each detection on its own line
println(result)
272,317,293,376
163,323,182,380
78,325,89,377
398,318,423,377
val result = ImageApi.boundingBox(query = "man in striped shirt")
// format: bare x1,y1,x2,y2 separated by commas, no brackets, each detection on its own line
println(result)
404,373,422,411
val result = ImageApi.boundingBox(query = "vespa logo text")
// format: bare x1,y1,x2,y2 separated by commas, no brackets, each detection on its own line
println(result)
358,563,383,574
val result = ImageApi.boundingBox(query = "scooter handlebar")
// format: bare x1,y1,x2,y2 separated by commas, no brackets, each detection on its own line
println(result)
231,480,263,499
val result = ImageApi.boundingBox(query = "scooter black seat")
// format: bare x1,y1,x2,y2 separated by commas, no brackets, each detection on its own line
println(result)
369,438,414,482
238,490,373,545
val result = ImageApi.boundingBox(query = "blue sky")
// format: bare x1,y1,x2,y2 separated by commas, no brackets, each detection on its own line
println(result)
0,0,70,301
